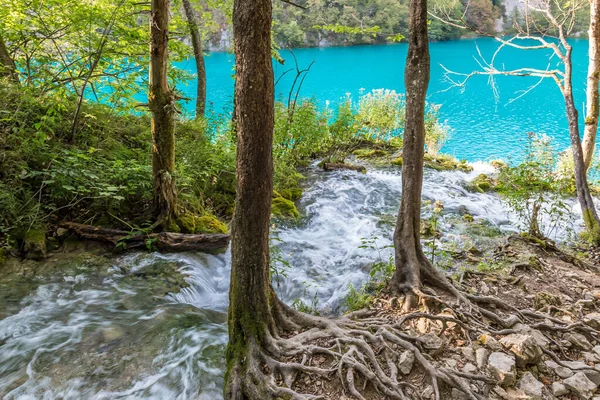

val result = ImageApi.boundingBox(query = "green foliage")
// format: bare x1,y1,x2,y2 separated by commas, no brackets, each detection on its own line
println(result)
356,89,404,141
345,283,373,311
497,134,572,239
424,104,451,156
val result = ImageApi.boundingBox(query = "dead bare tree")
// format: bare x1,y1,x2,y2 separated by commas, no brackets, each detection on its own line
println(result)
582,0,600,170
432,0,600,244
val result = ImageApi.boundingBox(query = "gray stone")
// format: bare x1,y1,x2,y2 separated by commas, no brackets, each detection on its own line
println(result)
476,347,490,369
551,382,568,397
451,388,469,400
421,333,445,355
422,385,434,399
565,333,594,351
583,352,600,363
460,346,476,363
480,333,503,351
488,352,517,387
594,346,600,357
499,334,543,366
545,360,574,379
584,313,600,330
563,372,598,400
562,361,600,385
398,350,415,375
517,372,545,400
462,362,478,374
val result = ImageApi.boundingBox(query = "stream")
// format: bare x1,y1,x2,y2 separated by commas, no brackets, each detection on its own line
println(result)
0,163,587,399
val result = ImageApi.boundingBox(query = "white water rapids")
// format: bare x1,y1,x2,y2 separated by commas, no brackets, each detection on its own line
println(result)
0,163,588,399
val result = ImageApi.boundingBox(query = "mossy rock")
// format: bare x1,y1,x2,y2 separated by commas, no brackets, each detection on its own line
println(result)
195,215,228,234
352,148,387,159
23,227,47,260
391,157,403,167
463,213,474,223
468,174,496,193
490,159,508,170
423,154,474,172
464,221,503,238
278,187,303,201
533,291,561,310
176,213,228,234
272,196,299,219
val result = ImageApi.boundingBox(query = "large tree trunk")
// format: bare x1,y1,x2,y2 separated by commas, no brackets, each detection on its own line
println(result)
149,0,178,229
389,0,462,310
0,33,18,83
225,0,278,397
582,0,600,171
182,0,206,118
564,47,600,244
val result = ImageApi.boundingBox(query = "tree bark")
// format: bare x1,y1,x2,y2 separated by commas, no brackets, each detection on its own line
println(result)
149,0,178,229
225,0,279,397
582,0,600,171
182,0,206,118
563,45,600,243
0,33,18,83
388,0,461,309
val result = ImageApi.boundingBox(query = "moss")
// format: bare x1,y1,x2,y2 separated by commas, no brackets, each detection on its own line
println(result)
391,157,403,166
272,196,299,219
423,154,474,172
468,174,496,193
195,215,228,234
533,291,561,310
279,187,303,201
166,220,181,233
490,159,508,169
23,227,47,260
352,148,387,159
176,213,197,234
581,208,600,245
463,213,474,223
177,212,228,234
465,221,502,238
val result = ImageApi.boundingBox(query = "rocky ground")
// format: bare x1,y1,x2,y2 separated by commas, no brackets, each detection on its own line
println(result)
286,235,600,400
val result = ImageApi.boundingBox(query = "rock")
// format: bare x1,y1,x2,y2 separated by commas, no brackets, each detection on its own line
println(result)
422,386,434,399
583,352,600,363
512,323,550,348
499,334,543,366
463,362,478,374
584,313,600,330
421,333,445,355
476,347,490,369
488,352,517,386
517,372,545,400
552,382,568,397
451,388,469,400
480,333,503,351
594,346,600,357
460,346,476,363
491,385,510,400
545,360,574,379
563,372,598,399
561,361,600,385
398,350,415,375
565,333,594,351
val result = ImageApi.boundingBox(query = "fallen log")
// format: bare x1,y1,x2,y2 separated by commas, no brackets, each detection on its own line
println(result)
322,162,366,173
60,222,230,252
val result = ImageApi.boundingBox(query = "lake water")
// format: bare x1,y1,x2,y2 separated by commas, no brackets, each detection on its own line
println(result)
176,37,590,162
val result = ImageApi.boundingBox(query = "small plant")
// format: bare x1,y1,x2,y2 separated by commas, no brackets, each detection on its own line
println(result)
359,236,395,283
269,234,291,289
292,281,320,315
345,283,373,311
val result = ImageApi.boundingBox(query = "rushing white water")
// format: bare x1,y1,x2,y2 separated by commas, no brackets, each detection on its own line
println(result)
0,163,588,399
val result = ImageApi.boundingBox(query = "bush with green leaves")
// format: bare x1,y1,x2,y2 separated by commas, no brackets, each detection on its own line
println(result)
424,104,452,156
356,89,405,141
497,134,572,239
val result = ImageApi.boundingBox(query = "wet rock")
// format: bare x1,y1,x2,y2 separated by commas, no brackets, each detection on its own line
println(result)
565,333,594,351
563,372,598,399
552,382,569,397
517,372,545,400
398,350,415,375
476,347,490,369
488,352,517,386
499,334,543,367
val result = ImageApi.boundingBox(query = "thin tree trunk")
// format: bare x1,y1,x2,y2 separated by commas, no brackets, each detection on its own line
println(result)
388,0,463,309
563,47,600,243
582,0,600,171
182,0,206,118
150,0,178,229
225,0,278,397
0,33,18,83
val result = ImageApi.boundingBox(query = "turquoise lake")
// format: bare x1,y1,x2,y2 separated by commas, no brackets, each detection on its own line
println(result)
176,37,590,162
